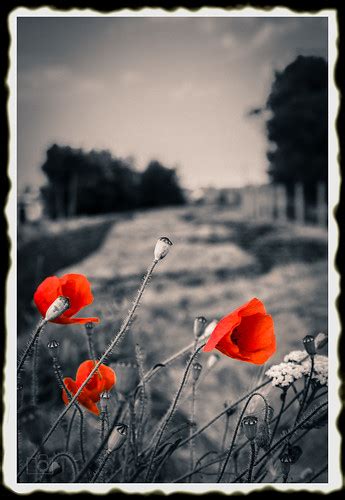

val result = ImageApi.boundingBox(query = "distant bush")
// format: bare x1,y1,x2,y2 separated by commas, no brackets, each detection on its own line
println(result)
40,145,186,219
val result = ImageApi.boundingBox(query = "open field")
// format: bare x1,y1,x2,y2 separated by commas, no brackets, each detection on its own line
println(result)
17,204,328,483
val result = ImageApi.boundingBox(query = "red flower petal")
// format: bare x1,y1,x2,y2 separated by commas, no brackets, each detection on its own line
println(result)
76,360,100,391
33,276,62,318
203,298,276,365
53,316,100,325
59,274,94,318
33,273,99,324
98,364,116,392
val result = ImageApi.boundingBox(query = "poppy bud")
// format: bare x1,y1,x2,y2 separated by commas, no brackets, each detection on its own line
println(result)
192,362,202,383
303,335,316,356
154,237,173,261
45,296,70,322
106,423,128,454
242,415,258,441
48,461,62,477
100,391,111,412
193,316,207,339
47,339,60,350
280,452,293,475
315,332,328,350
206,353,221,370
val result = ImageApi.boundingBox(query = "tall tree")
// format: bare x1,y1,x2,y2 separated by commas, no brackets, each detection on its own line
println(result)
265,55,328,202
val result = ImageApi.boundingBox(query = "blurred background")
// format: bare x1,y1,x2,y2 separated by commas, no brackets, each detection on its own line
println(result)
17,15,328,482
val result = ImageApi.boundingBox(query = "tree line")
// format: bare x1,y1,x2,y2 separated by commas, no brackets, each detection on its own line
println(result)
40,145,186,219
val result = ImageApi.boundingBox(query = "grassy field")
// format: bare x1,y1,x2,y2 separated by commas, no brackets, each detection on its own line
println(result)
18,204,328,483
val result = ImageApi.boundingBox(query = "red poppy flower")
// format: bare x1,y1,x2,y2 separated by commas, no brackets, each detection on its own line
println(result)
62,360,116,415
34,273,100,324
203,298,276,365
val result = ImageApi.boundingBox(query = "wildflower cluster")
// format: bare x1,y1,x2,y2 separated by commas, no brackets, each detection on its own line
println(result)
16,236,328,485
265,361,305,388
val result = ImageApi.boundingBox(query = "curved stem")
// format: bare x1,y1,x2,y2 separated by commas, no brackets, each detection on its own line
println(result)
17,319,47,374
217,392,268,483
233,401,328,483
270,389,287,446
37,452,78,483
18,259,158,481
144,344,205,482
66,408,77,451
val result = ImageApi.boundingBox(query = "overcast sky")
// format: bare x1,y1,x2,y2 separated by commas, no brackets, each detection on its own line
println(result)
17,14,328,191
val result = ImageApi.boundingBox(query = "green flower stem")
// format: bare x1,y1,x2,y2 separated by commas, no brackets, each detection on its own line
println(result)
233,401,328,483
247,441,256,483
269,388,287,446
91,452,111,483
51,356,86,463
31,338,39,407
173,401,327,483
295,355,315,425
18,259,158,481
66,408,77,451
144,344,206,482
217,392,268,483
17,319,47,374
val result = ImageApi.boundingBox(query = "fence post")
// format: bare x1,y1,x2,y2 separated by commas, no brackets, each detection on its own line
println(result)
294,183,305,224
316,182,327,227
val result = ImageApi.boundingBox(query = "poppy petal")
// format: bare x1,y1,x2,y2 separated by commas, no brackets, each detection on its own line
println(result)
62,377,78,405
238,298,267,317
33,276,62,318
76,360,99,391
59,274,94,317
203,313,241,352
98,364,116,392
53,315,100,325
236,314,275,352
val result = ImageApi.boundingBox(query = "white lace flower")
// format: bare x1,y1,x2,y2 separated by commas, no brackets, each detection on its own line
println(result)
265,362,306,388
284,350,307,364
302,355,328,386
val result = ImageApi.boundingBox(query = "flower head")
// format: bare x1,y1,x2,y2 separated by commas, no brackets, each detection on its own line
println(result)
34,273,100,324
203,298,276,365
265,361,305,388
284,350,306,364
62,360,116,415
302,354,328,386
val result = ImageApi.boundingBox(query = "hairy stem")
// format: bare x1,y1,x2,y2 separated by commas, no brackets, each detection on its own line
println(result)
144,344,205,482
18,259,158,480
17,319,47,374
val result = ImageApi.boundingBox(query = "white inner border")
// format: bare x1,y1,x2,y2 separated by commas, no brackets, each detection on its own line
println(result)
4,6,341,495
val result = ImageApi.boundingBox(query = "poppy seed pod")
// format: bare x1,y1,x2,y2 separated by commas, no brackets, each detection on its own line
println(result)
106,424,128,454
100,391,111,412
280,452,293,475
192,362,202,383
44,296,70,322
193,316,207,339
242,415,258,441
303,335,316,356
47,339,60,350
154,237,173,261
